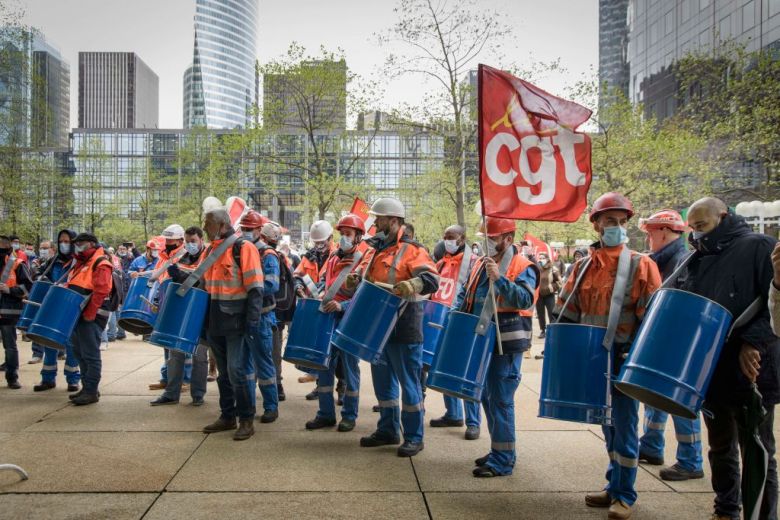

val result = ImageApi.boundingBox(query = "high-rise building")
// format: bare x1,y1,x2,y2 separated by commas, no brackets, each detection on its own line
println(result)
183,0,259,129
78,52,159,129
623,0,780,121
0,27,70,148
598,0,630,110
263,60,347,131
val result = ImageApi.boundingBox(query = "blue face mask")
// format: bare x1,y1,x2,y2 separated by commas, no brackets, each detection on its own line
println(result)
601,226,627,247
339,236,353,252
59,242,71,255
185,242,201,256
691,230,706,240
242,232,255,242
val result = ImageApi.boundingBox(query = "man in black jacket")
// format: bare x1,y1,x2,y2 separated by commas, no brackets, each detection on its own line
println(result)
0,234,33,388
680,197,779,520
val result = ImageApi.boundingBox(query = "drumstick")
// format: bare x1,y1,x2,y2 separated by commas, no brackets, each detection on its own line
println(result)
139,295,159,313
22,300,42,307
374,281,395,291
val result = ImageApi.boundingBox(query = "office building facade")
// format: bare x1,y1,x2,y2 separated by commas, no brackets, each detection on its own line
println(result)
78,52,159,129
183,0,259,129
598,0,631,109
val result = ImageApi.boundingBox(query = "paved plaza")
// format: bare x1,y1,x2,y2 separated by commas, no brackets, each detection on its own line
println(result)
0,334,760,519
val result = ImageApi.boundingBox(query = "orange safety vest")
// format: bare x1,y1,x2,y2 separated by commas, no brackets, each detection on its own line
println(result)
432,250,473,306
66,247,111,293
556,245,661,344
0,254,23,289
359,226,437,289
155,243,186,283
322,250,363,303
294,243,336,282
462,251,537,315
201,238,264,302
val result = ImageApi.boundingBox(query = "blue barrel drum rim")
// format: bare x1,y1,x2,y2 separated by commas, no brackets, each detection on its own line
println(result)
149,282,209,355
26,285,87,350
422,300,449,369
118,276,162,335
17,280,53,331
283,297,337,371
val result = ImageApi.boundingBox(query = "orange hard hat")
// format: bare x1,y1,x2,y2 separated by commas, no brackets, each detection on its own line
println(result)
240,210,267,229
589,192,635,222
481,216,516,237
639,209,687,233
145,239,160,250
336,214,366,234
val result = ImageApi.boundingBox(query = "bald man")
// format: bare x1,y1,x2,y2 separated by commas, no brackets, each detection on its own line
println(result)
679,197,779,519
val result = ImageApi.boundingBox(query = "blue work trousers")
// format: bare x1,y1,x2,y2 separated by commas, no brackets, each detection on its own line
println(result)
371,341,424,443
444,395,482,427
482,353,523,475
41,344,80,385
639,406,703,472
162,346,207,401
160,348,192,384
317,349,360,421
603,389,640,506
70,319,103,395
208,332,255,421
245,316,278,412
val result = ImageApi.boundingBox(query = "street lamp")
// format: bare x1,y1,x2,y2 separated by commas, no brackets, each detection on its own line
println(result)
735,200,780,234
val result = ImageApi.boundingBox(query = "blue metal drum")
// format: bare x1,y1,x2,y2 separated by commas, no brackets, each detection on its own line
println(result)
331,281,404,364
149,282,209,355
538,324,611,425
118,277,162,335
422,300,449,368
26,285,87,350
17,280,53,331
426,311,496,402
283,298,337,371
615,288,732,419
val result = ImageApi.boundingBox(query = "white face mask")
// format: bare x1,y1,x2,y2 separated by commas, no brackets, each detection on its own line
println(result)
242,232,255,242
185,242,201,256
74,243,88,254
444,239,459,255
339,236,353,252
150,250,159,258
486,238,500,257
38,248,50,260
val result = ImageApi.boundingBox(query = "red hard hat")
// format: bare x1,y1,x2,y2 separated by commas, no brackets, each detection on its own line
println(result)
336,214,366,234
639,209,687,233
589,192,635,222
240,210,267,229
482,217,516,237
146,239,160,250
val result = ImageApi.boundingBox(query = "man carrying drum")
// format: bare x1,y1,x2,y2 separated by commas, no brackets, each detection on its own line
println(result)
200,205,264,441
240,211,281,424
428,224,483,441
555,193,661,520
681,197,779,520
151,226,209,407
67,233,115,406
347,197,439,457
305,214,366,433
0,233,33,389
452,217,538,477
636,210,704,482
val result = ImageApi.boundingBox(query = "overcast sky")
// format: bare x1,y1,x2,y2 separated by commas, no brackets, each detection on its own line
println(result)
20,0,598,129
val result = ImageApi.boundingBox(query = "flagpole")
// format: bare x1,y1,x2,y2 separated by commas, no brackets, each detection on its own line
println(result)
482,215,504,356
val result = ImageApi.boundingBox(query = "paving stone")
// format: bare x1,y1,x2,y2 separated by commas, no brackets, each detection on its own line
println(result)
0,393,71,432
0,492,157,520
144,491,428,520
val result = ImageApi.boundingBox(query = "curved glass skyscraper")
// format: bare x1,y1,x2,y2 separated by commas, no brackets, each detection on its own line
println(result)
183,0,258,129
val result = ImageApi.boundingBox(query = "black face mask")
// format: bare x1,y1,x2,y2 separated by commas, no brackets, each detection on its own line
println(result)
165,244,177,254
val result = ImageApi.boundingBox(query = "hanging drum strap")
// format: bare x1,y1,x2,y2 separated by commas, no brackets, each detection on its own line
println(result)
319,252,363,311
660,251,697,289
555,257,593,324
0,253,16,285
176,234,238,297
147,248,187,288
455,246,472,292
52,260,76,286
602,246,631,351
475,249,513,337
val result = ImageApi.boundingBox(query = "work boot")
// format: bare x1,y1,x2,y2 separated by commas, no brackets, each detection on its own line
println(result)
298,373,316,383
305,388,318,400
34,381,56,392
260,410,278,423
202,416,237,434
338,419,355,432
277,384,286,401
473,465,501,478
659,463,704,481
71,393,99,406
534,351,545,360
464,425,480,440
474,454,489,466
397,441,424,457
67,384,79,393
585,491,612,508
69,389,97,401
7,380,21,390
638,451,664,466
306,416,336,430
608,499,633,519
191,397,205,406
372,405,380,413
150,396,178,406
429,415,464,427
360,431,401,447
538,330,546,339
148,382,167,390
233,419,254,441
0,362,5,371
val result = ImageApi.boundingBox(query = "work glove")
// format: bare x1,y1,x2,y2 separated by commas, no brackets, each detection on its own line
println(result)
393,277,424,298
344,273,361,291
167,263,180,278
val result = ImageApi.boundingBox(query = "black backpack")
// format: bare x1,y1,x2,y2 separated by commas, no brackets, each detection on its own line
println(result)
274,254,296,312
95,257,125,312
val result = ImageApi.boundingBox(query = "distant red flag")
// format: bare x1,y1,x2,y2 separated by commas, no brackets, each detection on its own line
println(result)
523,232,556,261
478,64,592,222
350,197,370,223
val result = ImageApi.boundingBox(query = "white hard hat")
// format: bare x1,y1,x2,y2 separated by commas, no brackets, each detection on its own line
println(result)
260,222,283,243
369,197,405,218
202,196,223,216
309,220,333,241
162,224,185,240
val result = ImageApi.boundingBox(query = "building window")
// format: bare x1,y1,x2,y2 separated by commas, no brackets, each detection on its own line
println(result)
771,0,780,17
650,21,659,45
699,0,710,10
681,0,691,22
665,96,675,119
665,10,674,35
742,1,756,32
699,28,710,48
719,15,731,40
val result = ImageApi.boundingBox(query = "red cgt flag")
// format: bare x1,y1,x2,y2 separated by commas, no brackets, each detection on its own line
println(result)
478,64,592,222
523,232,556,261
350,197,370,223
